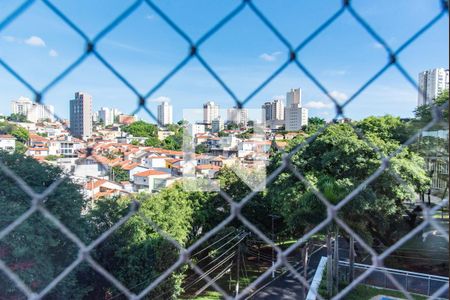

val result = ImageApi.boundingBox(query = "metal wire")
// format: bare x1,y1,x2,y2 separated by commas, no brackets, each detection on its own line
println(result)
0,0,448,299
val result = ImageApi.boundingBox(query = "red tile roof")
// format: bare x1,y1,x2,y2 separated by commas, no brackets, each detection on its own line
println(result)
196,164,221,170
134,169,169,177
85,179,107,190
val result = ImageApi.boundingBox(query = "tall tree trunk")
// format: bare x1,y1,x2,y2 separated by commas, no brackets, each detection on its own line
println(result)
326,231,333,298
349,235,355,282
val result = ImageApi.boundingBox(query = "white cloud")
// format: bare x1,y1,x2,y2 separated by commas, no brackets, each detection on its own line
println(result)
25,36,46,47
259,51,282,62
304,101,333,109
49,49,58,57
329,90,348,101
146,14,155,20
149,96,171,103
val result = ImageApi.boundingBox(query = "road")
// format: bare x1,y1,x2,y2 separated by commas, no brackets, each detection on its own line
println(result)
247,239,349,300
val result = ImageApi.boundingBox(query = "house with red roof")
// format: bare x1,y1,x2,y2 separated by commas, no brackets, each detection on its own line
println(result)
133,169,172,192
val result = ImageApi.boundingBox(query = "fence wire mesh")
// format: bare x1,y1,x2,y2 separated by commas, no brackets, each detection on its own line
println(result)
0,0,449,299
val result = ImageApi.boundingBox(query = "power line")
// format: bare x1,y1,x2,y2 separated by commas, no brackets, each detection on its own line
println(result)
193,263,233,297
194,233,242,265
191,230,235,257
109,232,242,300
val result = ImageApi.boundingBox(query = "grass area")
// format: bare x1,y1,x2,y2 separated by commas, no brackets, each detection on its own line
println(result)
182,291,222,300
343,284,428,300
432,210,449,220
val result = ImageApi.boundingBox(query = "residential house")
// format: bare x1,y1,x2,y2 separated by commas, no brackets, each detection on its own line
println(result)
0,135,16,153
133,169,172,192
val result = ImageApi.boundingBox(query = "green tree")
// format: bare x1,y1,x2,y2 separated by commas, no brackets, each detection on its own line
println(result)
145,136,161,147
270,122,430,245
110,166,129,182
7,113,28,123
218,131,229,137
122,121,158,138
413,89,448,127
163,134,183,150
226,123,239,130
195,144,208,154
87,182,223,298
14,142,27,154
11,127,29,144
0,152,91,299
304,117,326,133
356,115,411,144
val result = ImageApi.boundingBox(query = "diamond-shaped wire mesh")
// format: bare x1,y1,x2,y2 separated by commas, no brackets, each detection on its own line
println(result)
0,0,448,299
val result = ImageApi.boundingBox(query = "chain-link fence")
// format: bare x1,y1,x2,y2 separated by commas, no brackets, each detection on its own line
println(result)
0,0,449,299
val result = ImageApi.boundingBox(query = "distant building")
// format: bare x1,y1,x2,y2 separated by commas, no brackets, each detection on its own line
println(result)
227,107,248,127
286,88,301,107
211,117,224,133
261,102,272,122
285,88,308,131
272,99,285,121
203,101,219,124
418,68,449,106
188,123,206,136
11,96,54,122
262,98,285,129
98,107,112,126
98,107,122,126
0,135,16,153
118,114,136,125
70,92,93,139
157,101,173,126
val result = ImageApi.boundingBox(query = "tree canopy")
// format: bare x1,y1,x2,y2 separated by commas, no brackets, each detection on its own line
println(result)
0,152,90,299
122,121,158,138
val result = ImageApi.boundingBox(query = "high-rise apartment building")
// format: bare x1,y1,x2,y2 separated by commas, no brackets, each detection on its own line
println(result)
203,101,219,124
70,92,92,139
11,96,55,122
98,107,122,126
285,88,308,131
418,68,449,106
227,107,248,127
157,101,173,126
211,117,224,133
261,102,273,122
271,99,285,121
286,88,301,107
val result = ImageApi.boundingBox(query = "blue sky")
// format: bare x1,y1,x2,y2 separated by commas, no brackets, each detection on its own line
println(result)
0,0,448,123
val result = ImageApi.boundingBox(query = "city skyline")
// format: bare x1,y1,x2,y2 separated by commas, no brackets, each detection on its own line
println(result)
0,1,448,122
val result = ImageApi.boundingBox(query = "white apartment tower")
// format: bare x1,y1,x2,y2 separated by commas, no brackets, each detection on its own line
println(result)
157,101,173,126
98,107,113,126
271,99,285,120
418,68,449,106
70,92,93,139
203,101,219,124
286,88,301,107
227,107,248,127
285,88,308,131
11,96,55,122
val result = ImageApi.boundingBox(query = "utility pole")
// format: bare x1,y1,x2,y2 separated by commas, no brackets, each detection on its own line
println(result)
349,235,355,282
235,242,240,296
326,231,333,298
269,214,279,278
